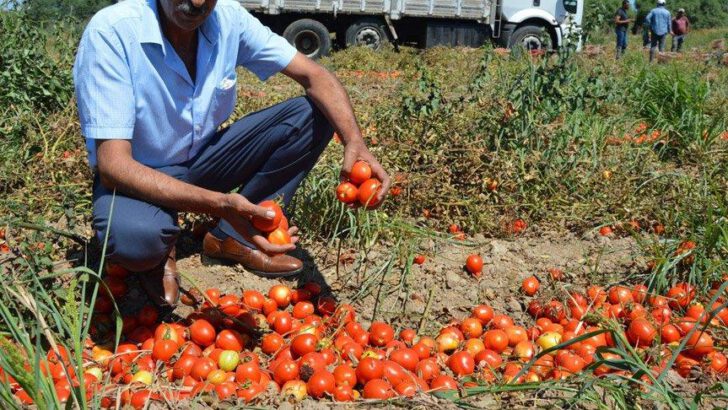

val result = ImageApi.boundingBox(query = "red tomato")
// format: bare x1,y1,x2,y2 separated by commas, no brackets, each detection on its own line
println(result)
216,329,247,352
252,200,283,232
491,314,514,329
261,333,285,355
189,320,216,347
429,375,458,391
522,276,540,296
292,301,315,319
399,328,416,344
269,285,292,308
242,290,265,311
460,318,483,339
333,384,356,401
336,182,359,204
413,255,426,265
152,339,178,362
214,382,236,400
362,379,393,399
627,319,656,347
349,161,372,185
660,324,681,344
599,226,613,236
381,360,409,386
291,333,318,358
465,254,483,275
472,305,494,325
272,359,299,385
389,348,419,372
190,357,217,381
307,370,336,399
173,355,197,380
299,352,327,375
415,358,440,381
333,364,357,386
369,322,394,346
686,330,714,357
235,357,261,383
358,178,382,208
587,286,607,306
355,357,384,384
447,351,475,376
483,330,509,353
632,284,648,304
267,227,291,245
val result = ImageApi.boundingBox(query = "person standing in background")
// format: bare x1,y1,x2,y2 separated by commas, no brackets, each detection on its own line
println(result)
615,1,632,59
644,0,672,62
671,8,690,52
633,2,651,48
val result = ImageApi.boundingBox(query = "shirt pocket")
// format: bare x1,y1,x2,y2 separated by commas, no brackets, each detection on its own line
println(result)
210,71,238,128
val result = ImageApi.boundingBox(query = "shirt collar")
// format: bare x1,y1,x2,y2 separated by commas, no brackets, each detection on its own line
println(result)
140,0,220,46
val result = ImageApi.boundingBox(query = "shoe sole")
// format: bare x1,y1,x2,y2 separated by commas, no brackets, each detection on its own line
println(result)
248,267,304,279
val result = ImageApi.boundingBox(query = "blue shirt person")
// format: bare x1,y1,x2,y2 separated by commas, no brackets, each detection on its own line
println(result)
73,0,391,307
644,0,672,61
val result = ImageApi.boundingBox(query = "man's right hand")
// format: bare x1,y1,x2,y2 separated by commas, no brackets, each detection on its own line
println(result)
218,193,297,254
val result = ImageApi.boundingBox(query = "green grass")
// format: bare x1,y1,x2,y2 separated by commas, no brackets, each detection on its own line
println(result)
1,11,727,409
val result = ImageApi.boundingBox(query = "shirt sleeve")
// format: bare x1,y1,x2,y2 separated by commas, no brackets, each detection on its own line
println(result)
73,28,135,139
236,8,298,81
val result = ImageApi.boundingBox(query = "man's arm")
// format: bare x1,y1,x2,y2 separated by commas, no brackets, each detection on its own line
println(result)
281,53,391,204
96,139,296,254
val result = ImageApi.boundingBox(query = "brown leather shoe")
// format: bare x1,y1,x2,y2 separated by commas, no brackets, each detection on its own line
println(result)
202,233,303,278
140,248,180,308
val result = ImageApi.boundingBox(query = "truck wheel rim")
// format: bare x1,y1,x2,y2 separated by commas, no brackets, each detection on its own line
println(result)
355,27,381,48
521,35,543,50
294,30,320,56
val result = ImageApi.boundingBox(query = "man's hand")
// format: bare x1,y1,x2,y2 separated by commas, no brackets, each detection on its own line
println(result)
282,53,391,207
341,141,391,206
219,193,297,254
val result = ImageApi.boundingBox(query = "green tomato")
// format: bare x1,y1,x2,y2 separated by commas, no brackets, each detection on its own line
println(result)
218,350,240,372
130,370,153,385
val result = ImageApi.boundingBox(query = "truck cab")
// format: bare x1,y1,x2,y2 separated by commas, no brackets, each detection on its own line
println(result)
499,0,584,50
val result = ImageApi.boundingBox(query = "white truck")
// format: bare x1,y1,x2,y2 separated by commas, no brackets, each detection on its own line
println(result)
239,0,583,58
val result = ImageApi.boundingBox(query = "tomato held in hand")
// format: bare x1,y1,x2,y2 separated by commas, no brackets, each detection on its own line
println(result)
252,200,283,232
358,178,382,208
267,227,292,246
336,182,359,204
349,161,372,185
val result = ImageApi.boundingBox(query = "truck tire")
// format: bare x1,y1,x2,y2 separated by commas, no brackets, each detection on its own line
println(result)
508,25,552,52
283,19,331,59
344,18,389,50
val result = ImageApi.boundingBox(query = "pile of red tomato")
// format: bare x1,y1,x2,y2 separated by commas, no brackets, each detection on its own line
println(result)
5,265,727,408
336,161,382,208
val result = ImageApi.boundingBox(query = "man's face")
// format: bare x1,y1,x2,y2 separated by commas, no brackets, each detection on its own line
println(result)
623,2,630,9
159,0,217,32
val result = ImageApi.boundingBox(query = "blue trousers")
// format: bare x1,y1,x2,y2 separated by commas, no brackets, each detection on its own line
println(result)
616,29,627,58
93,97,334,272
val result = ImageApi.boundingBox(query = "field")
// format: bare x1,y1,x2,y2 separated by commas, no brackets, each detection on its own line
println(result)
2,13,728,409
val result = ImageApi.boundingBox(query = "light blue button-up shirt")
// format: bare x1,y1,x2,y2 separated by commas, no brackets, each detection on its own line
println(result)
645,6,672,36
74,0,297,168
